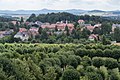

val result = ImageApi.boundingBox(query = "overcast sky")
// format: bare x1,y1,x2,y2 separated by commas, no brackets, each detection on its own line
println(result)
0,0,119,10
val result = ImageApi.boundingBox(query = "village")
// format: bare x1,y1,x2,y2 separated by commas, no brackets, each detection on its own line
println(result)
0,17,119,43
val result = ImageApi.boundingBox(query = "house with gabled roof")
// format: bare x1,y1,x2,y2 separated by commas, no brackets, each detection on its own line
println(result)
14,28,29,41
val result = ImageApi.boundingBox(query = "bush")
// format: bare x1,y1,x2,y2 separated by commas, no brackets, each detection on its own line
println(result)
62,69,80,80
104,58,118,69
92,57,104,68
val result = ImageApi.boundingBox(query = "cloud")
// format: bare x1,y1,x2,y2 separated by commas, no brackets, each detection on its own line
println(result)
0,0,119,10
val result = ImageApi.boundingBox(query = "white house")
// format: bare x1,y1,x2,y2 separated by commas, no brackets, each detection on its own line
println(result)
112,24,120,32
14,32,29,41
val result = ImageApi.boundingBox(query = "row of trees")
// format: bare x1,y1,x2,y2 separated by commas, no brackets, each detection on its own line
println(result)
0,44,120,80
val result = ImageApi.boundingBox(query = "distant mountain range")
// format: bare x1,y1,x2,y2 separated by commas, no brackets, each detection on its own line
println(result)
0,9,86,15
0,9,120,17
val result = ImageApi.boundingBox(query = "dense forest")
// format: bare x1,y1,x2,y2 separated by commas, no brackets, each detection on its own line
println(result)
27,12,120,24
0,43,120,80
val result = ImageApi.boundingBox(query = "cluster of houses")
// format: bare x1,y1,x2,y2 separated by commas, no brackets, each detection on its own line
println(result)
78,19,102,41
0,19,119,41
14,21,74,41
13,20,102,41
14,27,39,41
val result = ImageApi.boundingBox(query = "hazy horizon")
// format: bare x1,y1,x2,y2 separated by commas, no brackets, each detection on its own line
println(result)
0,0,119,11
0,8,119,11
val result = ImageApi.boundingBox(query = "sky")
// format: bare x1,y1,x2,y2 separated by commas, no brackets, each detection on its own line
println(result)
0,0,119,10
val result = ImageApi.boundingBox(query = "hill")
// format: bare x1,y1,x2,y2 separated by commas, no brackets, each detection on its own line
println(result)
27,12,80,23
0,9,86,15
27,12,115,24
88,10,106,13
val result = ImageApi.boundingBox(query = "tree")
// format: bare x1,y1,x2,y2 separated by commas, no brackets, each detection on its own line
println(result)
62,69,80,80
81,28,91,39
104,58,118,69
112,49,120,60
85,66,103,80
27,13,36,22
68,55,78,68
93,27,101,35
14,21,19,32
101,23,112,35
102,35,107,45
39,61,48,75
55,26,58,31
26,58,43,80
86,72,103,80
99,66,108,80
11,58,36,80
92,57,104,68
104,49,112,57
102,35,111,45
44,67,57,80
38,27,43,34
95,49,104,57
77,65,85,76
76,49,88,57
65,26,69,36
82,56,92,67
8,22,15,29
40,30,48,40
54,66,63,80
71,29,81,39
20,17,24,23
109,68,120,80
58,55,67,69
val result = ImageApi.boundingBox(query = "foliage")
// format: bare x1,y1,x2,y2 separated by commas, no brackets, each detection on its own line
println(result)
0,44,119,79
62,69,80,80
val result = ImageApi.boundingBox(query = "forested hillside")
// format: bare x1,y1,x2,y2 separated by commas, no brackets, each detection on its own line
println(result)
0,43,120,80
27,12,119,24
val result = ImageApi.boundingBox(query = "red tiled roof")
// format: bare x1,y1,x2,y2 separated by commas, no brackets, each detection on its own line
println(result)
29,27,39,32
78,20,85,23
19,28,27,32
86,26,95,32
